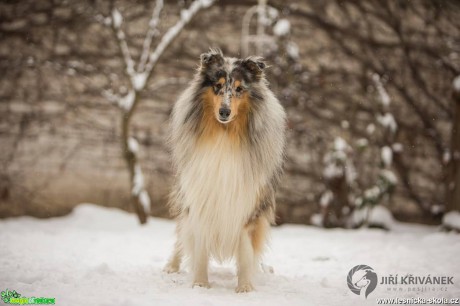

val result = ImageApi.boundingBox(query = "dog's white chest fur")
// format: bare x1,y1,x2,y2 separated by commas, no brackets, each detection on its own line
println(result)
179,133,261,260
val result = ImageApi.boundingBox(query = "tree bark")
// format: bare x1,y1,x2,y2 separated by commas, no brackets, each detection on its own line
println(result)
121,94,148,225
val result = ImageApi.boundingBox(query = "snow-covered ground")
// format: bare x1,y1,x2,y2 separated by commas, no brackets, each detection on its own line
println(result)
1,204,459,306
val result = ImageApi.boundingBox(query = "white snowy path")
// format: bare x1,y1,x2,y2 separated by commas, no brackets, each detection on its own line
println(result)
0,204,459,306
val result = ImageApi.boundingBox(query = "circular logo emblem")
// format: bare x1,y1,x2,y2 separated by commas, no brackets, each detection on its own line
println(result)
347,265,377,298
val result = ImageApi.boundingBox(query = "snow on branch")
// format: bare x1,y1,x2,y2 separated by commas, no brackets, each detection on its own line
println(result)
108,0,214,113
453,75,460,93
138,0,164,72
143,0,215,76
443,211,460,231
128,137,139,154
102,89,135,111
101,89,119,104
381,146,393,167
118,90,135,111
323,137,356,183
132,163,151,214
111,8,135,79
372,73,391,107
273,19,290,37
377,113,397,134
129,138,150,213
112,8,123,28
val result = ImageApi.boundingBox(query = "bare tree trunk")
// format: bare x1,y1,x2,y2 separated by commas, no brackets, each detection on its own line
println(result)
325,176,350,228
121,95,148,224
446,79,460,212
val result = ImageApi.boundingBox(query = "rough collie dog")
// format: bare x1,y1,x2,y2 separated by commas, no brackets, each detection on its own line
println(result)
164,48,286,293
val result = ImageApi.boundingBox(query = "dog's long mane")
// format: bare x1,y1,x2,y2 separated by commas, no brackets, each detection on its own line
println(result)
168,49,286,261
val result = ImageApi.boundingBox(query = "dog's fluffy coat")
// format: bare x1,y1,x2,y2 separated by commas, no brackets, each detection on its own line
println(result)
164,49,286,292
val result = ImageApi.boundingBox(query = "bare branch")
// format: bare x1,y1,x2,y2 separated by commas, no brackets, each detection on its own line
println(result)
111,8,135,79
143,0,215,78
138,0,164,72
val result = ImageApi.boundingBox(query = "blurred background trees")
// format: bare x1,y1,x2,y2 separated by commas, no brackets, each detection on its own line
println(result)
1,0,459,228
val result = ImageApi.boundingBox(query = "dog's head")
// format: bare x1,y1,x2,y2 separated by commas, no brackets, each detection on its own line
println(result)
199,48,266,124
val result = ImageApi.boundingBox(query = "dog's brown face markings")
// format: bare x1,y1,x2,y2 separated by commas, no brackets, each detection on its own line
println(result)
209,76,249,124
200,49,266,129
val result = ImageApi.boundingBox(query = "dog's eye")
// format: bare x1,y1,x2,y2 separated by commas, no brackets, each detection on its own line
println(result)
235,86,243,93
214,83,222,91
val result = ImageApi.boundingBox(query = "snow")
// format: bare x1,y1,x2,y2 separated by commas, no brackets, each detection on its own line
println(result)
320,190,333,208
431,204,443,215
1,204,459,306
453,75,460,92
345,162,357,184
392,143,403,152
381,146,393,167
323,137,356,182
119,90,135,111
377,113,397,133
132,72,148,91
380,169,397,185
334,137,348,152
323,162,343,179
366,123,375,135
132,162,150,215
349,205,394,229
138,0,164,72
372,74,391,106
200,0,214,7
67,68,76,76
95,14,112,26
139,190,151,213
273,19,290,36
443,150,451,164
128,137,139,153
356,138,368,148
117,30,126,40
364,186,380,200
310,213,323,227
132,164,145,196
286,42,299,59
443,211,460,230
26,56,34,65
111,8,123,28
180,9,192,22
266,7,279,22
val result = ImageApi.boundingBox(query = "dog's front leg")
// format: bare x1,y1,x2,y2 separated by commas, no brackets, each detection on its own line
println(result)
192,239,210,288
236,229,255,293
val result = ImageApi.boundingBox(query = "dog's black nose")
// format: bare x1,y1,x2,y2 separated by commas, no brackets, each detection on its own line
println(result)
219,107,231,121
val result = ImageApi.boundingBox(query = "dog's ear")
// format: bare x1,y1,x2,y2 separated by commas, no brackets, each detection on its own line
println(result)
241,57,267,80
200,48,224,70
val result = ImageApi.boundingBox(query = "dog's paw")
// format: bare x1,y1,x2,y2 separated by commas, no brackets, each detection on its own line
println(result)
192,281,210,289
163,263,180,274
235,283,254,293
